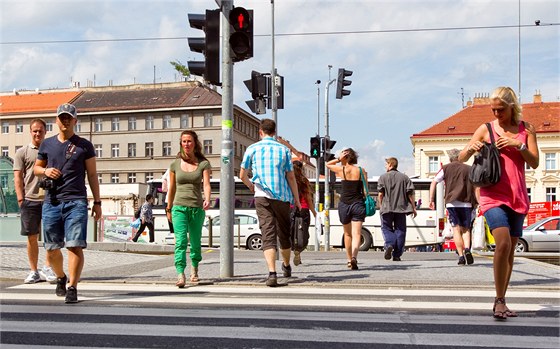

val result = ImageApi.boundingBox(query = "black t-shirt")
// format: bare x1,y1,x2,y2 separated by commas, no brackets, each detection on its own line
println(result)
37,134,96,202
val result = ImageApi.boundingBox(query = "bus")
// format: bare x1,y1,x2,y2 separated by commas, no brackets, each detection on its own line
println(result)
146,177,446,250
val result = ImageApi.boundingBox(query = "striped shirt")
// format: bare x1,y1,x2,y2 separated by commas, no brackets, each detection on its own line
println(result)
241,136,294,203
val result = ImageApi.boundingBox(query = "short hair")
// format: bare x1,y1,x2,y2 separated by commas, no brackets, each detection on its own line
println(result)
260,118,276,136
490,86,522,124
386,157,398,169
30,118,46,129
446,148,460,162
146,194,153,201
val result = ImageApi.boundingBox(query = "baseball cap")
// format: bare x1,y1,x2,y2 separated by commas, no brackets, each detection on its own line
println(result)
57,103,77,119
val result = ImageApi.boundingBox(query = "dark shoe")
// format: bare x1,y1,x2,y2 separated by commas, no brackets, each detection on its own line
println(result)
458,256,466,265
350,258,358,270
266,273,278,287
55,275,67,297
392,257,401,262
493,297,507,320
384,246,393,260
65,286,78,303
282,264,292,277
465,250,474,265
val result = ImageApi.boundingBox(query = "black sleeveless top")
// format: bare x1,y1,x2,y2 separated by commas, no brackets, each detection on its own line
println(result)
340,166,364,204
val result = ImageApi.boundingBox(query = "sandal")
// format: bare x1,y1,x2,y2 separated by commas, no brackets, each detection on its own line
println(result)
190,266,199,283
176,273,186,288
493,297,507,320
505,307,518,318
347,261,352,269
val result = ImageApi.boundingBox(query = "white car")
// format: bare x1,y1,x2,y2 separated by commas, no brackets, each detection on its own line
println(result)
518,216,560,252
201,213,263,250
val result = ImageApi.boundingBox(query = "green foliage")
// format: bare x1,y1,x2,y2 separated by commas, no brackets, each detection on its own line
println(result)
170,60,190,78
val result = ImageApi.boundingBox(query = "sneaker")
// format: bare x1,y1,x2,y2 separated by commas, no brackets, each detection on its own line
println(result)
293,251,301,266
65,286,78,303
24,271,41,284
384,246,393,260
393,256,402,262
266,273,278,287
282,263,292,277
55,275,68,297
458,256,466,265
39,266,57,284
350,258,359,270
465,250,474,265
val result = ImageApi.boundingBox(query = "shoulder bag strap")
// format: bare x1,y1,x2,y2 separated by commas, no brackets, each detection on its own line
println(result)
485,122,496,144
359,167,369,197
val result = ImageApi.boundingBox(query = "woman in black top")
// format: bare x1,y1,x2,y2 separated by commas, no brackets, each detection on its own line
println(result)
326,148,367,270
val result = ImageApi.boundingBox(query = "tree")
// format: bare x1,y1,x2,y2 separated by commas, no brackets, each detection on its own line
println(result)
170,60,190,80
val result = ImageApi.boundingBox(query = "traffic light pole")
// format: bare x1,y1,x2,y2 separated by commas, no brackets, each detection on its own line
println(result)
323,78,336,251
220,0,234,278
314,81,321,252
270,0,277,128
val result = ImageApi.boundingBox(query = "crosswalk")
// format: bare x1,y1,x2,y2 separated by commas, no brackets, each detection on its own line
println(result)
1,283,559,348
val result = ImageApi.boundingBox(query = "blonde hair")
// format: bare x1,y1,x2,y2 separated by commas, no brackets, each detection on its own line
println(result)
490,86,522,124
385,157,398,170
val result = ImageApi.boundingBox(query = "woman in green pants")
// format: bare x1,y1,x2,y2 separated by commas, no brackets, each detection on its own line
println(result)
166,130,211,288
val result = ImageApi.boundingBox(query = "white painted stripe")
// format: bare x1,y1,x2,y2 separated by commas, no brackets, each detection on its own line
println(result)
3,321,559,348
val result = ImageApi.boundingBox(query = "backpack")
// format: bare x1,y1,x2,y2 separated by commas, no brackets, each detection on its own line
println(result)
469,123,502,187
134,207,142,219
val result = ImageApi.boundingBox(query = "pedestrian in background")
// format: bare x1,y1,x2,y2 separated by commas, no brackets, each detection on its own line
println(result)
290,160,316,266
34,103,102,303
14,118,56,284
240,118,301,287
378,157,416,262
429,148,477,265
166,130,211,288
459,86,539,320
326,148,366,270
132,194,155,243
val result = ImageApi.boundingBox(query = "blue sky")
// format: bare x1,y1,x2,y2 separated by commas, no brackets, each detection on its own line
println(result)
1,0,558,176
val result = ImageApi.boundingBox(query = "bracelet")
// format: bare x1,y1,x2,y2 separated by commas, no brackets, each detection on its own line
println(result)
517,143,527,151
93,201,102,206
43,168,47,175
165,208,171,213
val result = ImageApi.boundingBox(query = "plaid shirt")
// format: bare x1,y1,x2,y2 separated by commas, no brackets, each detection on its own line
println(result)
241,136,294,203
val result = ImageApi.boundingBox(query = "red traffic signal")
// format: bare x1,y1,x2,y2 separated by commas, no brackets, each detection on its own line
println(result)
229,7,253,62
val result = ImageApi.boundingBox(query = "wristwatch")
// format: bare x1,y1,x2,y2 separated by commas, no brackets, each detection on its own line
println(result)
517,143,527,151
93,201,102,206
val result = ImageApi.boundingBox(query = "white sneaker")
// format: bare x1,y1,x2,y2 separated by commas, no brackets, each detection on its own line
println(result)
39,266,57,284
24,271,41,284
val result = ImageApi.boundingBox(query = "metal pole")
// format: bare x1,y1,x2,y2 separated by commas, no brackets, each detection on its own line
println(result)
271,0,277,128
220,0,234,278
314,80,321,251
323,68,335,251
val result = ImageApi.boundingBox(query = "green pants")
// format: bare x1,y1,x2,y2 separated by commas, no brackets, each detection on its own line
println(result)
171,206,205,273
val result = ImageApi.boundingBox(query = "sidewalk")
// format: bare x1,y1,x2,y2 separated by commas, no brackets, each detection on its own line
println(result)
1,242,559,289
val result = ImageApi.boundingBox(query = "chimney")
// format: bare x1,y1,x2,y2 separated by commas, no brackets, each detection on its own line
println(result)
473,92,490,105
466,98,473,107
533,90,542,104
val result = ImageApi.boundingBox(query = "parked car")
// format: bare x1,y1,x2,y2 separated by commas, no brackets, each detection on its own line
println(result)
201,213,263,250
517,216,560,252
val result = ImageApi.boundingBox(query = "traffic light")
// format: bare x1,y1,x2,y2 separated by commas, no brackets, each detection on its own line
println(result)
310,136,321,158
322,137,337,156
187,9,220,86
335,68,352,99
244,70,267,114
267,75,284,110
229,7,253,62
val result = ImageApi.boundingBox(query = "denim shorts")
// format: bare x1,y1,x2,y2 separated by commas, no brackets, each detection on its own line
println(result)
43,200,89,250
447,207,473,228
338,201,366,225
483,205,525,238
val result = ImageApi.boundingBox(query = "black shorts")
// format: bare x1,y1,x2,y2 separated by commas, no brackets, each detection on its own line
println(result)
338,201,366,225
20,200,42,236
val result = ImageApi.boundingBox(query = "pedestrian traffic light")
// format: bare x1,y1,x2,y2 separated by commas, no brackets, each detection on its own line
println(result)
335,68,352,99
229,7,253,62
187,9,220,85
322,137,337,155
310,136,321,158
244,70,267,114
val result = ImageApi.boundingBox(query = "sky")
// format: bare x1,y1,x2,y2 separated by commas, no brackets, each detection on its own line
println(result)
1,0,559,176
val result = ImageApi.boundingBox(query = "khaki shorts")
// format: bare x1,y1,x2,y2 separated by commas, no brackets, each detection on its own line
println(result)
255,197,291,251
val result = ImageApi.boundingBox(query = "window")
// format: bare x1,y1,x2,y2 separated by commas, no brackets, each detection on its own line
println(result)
542,218,559,231
111,117,120,131
428,156,439,173
128,173,137,183
163,115,171,129
545,153,557,170
180,114,189,128
204,140,213,154
16,121,23,133
162,141,172,156
0,175,8,190
145,142,154,157
128,116,137,131
75,119,81,133
95,118,103,132
128,143,136,157
546,187,557,202
97,173,102,184
204,113,213,127
146,115,154,130
94,144,102,158
2,122,9,133
1,146,9,157
111,144,120,158
527,187,532,203
46,120,53,132
145,172,154,182
234,141,238,157
111,173,120,184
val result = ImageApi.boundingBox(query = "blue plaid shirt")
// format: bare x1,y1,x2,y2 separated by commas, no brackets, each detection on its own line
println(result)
241,136,294,203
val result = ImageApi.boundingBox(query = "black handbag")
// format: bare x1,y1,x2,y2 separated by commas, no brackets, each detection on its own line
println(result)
469,123,502,187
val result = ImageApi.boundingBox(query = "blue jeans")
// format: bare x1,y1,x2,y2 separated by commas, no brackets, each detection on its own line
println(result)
484,205,525,238
42,200,88,250
381,212,407,258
